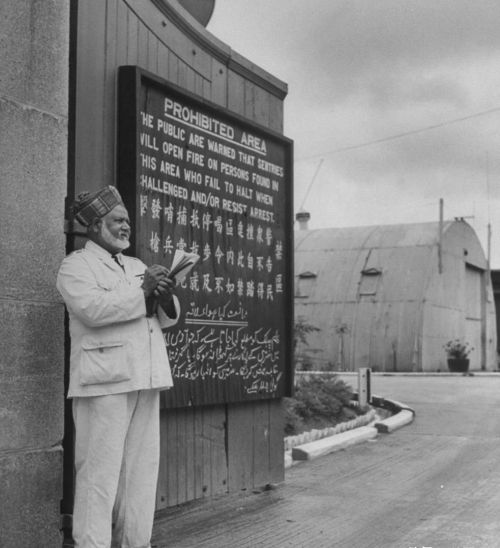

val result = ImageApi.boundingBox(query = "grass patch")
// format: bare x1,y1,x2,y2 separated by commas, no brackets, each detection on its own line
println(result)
284,375,361,436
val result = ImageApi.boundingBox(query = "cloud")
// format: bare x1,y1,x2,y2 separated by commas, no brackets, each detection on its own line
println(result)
282,1,500,105
208,0,500,265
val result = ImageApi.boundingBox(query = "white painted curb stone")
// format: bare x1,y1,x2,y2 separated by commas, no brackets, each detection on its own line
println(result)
291,426,378,461
374,409,414,433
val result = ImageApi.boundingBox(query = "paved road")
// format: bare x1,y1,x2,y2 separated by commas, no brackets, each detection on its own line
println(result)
153,374,500,548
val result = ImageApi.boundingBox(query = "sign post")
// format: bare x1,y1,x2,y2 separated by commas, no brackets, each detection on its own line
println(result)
358,367,372,408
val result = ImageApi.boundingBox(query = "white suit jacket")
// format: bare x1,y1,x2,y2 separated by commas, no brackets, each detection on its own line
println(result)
56,240,180,398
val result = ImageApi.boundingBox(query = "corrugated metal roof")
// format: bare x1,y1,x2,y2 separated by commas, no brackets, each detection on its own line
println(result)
294,221,454,251
294,224,446,304
293,220,494,371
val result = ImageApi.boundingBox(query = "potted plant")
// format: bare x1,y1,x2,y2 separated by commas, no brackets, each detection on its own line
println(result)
443,339,474,372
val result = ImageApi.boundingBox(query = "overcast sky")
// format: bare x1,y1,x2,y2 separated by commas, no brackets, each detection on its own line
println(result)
207,0,500,267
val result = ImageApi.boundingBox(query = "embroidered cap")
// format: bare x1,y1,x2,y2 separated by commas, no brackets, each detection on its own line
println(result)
72,185,124,227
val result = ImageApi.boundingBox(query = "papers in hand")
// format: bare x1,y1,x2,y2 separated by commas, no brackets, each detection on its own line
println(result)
168,250,200,285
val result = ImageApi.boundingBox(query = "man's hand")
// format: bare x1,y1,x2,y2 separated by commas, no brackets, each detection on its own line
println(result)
141,264,169,297
154,276,175,302
154,276,177,318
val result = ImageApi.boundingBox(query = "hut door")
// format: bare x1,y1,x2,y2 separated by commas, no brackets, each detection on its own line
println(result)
465,265,484,370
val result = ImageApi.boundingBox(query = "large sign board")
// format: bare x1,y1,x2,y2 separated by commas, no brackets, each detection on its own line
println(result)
118,67,293,407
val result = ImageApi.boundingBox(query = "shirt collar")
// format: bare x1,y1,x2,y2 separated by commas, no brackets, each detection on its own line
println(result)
85,239,123,264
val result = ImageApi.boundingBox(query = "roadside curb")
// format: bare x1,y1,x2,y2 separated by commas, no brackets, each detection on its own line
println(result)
374,409,414,433
285,395,415,466
291,426,378,461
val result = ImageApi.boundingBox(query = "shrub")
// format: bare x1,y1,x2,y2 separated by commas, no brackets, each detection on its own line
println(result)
444,339,474,359
294,317,321,371
284,375,358,435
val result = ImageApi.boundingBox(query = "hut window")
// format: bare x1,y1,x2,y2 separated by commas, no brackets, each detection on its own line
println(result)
359,268,382,296
296,271,317,298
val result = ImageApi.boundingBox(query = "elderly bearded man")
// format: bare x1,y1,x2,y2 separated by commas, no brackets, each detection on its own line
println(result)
57,186,179,548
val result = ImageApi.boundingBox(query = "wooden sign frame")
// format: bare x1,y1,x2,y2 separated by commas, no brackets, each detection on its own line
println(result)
117,66,293,407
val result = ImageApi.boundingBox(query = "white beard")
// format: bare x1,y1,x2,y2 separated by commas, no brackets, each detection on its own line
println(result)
100,222,130,252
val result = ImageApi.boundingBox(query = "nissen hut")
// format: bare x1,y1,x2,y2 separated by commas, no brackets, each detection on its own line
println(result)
294,219,497,372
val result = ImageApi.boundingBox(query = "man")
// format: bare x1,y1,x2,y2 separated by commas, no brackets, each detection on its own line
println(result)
57,185,179,548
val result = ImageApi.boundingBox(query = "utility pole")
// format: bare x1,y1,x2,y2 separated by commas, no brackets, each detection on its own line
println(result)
487,223,491,275
295,158,324,219
438,198,443,274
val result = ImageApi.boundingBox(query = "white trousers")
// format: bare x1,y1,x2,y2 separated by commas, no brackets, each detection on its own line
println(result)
72,390,160,548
